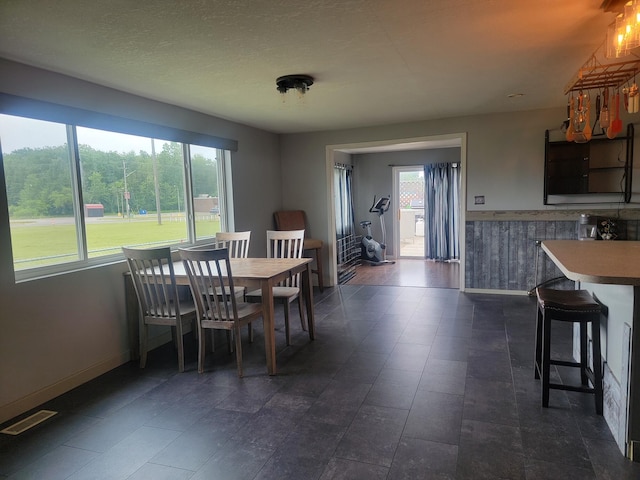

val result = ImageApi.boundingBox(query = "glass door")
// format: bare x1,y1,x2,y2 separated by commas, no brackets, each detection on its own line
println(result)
393,167,425,258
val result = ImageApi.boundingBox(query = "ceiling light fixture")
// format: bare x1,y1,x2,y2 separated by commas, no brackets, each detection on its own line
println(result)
606,0,640,58
276,74,314,95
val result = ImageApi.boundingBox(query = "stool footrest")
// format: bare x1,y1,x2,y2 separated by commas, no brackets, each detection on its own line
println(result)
549,382,596,394
549,359,581,368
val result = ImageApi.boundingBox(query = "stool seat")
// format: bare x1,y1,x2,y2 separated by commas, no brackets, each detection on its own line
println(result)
534,287,604,415
537,288,601,312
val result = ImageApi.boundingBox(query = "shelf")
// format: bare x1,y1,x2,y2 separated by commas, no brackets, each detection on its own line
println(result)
544,124,634,204
549,134,632,145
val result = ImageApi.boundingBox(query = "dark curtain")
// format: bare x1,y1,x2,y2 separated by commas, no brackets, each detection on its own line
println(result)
424,163,460,260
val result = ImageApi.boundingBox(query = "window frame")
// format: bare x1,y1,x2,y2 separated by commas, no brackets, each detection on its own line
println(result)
0,94,236,282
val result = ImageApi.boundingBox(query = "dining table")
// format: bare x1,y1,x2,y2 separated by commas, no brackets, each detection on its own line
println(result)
126,256,315,376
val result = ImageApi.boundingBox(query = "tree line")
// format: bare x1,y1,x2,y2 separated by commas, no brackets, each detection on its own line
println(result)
3,142,218,218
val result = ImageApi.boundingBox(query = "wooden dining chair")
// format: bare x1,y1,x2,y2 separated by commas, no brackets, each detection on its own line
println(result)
179,247,263,376
122,246,197,373
215,231,251,258
245,229,306,346
214,231,251,297
188,231,250,295
215,230,253,340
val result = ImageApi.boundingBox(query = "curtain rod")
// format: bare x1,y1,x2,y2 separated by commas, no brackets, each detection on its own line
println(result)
334,163,353,170
388,162,459,167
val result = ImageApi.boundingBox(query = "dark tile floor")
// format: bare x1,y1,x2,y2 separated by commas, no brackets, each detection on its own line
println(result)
2,285,640,479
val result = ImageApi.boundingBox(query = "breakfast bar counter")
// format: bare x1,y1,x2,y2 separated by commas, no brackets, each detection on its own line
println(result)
542,240,640,459
542,240,640,286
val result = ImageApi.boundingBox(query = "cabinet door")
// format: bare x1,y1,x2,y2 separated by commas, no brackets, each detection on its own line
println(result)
546,142,589,195
544,124,634,204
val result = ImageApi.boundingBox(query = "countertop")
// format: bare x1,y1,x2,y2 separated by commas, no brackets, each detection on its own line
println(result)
541,240,640,286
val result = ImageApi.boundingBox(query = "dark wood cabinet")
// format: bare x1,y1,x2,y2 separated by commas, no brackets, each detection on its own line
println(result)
544,124,634,204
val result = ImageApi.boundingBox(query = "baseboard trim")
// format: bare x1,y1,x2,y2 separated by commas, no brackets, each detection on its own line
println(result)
0,351,130,425
464,288,529,296
1,325,188,426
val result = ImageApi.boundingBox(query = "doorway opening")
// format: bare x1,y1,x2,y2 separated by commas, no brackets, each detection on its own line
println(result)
326,133,467,290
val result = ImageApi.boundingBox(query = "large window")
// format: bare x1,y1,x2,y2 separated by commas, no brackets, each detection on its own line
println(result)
0,111,230,279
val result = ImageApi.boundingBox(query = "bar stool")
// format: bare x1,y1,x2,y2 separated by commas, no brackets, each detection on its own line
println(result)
534,287,604,414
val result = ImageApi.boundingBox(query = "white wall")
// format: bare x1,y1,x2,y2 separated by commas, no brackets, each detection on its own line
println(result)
279,109,561,284
0,60,282,423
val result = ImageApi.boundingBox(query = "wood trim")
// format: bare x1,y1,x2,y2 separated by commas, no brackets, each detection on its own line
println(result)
466,209,640,222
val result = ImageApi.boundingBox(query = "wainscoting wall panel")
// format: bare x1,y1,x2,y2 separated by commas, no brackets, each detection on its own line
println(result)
465,217,640,292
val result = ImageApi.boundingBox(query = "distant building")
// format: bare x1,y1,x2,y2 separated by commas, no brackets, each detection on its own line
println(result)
85,203,104,217
193,195,218,213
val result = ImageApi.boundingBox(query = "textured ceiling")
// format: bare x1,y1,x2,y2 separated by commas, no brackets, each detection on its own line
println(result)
0,0,619,134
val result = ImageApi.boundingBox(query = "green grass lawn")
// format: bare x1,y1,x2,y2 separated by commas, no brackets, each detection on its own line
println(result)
10,215,221,269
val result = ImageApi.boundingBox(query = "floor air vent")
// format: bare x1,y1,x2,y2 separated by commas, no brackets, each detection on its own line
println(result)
1,410,57,435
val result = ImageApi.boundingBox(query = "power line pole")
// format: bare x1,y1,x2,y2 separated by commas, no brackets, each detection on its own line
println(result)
123,159,130,219
151,139,162,225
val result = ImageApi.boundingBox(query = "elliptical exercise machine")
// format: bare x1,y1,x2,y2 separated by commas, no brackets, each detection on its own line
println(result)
360,195,395,266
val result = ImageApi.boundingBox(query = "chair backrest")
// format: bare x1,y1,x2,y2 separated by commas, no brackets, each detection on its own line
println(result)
273,210,307,233
267,229,305,259
215,231,251,258
179,247,238,325
266,229,305,287
122,246,181,320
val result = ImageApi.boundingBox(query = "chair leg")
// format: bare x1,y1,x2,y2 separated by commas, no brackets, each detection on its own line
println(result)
541,313,551,408
192,317,199,341
198,326,206,374
234,326,243,377
580,322,589,386
592,318,604,415
248,323,254,343
315,247,324,292
226,330,233,353
176,323,185,373
139,323,148,369
297,295,307,332
171,326,178,348
534,311,541,378
284,301,291,346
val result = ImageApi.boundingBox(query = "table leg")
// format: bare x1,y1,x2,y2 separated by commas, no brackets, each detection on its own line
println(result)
314,246,324,292
303,263,315,340
262,279,277,375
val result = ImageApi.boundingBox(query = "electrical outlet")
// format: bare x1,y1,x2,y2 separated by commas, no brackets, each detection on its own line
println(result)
474,195,485,205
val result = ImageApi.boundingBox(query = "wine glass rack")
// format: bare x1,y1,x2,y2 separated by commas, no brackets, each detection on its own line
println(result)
564,52,640,94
